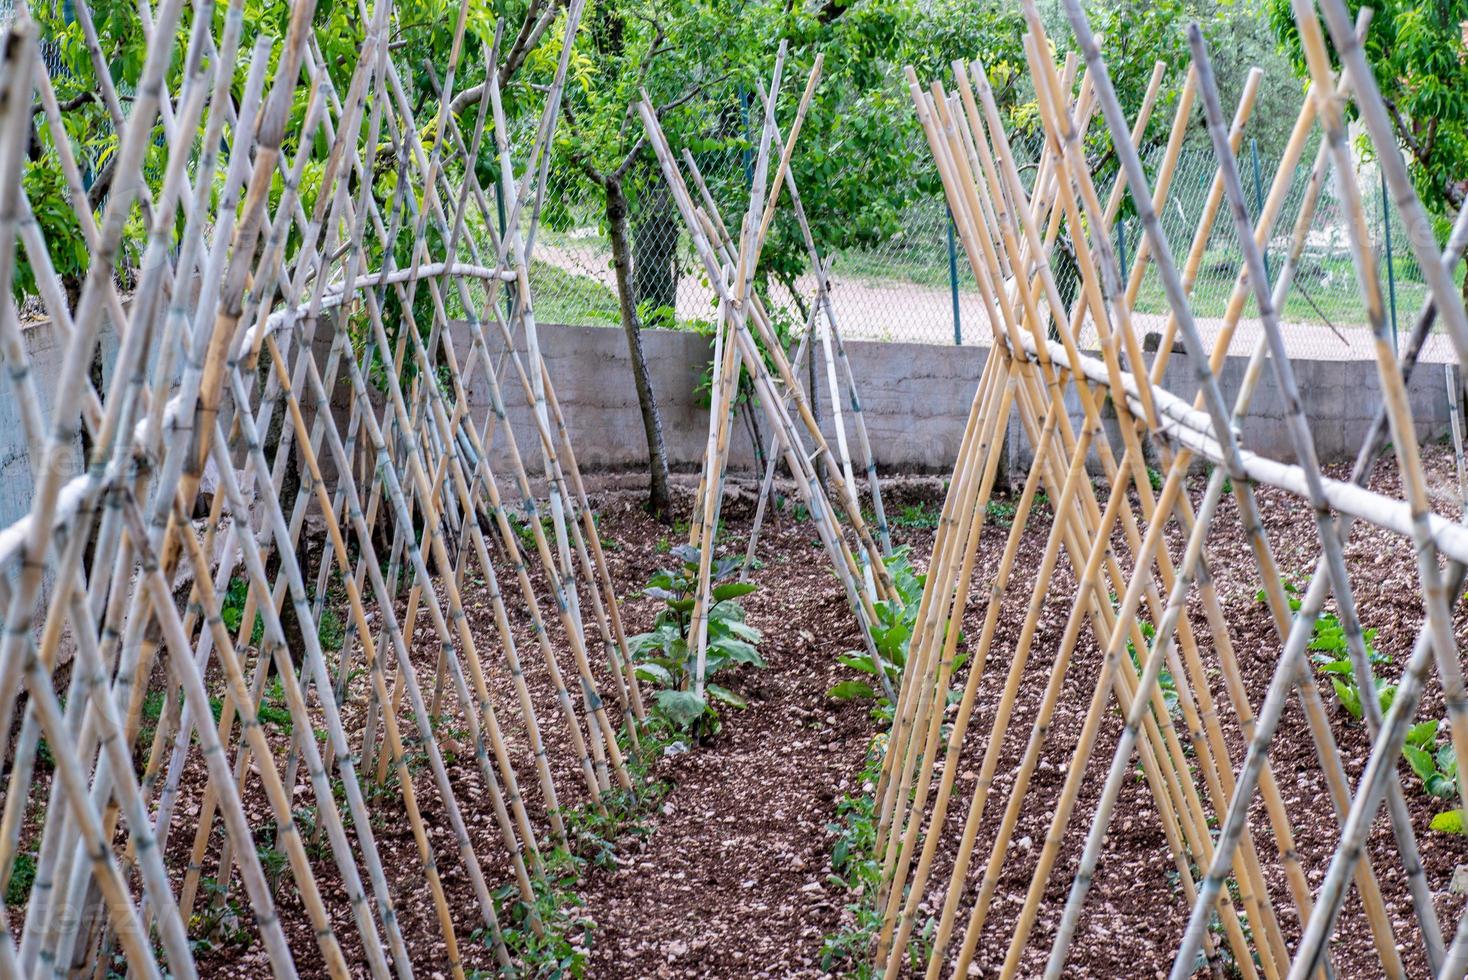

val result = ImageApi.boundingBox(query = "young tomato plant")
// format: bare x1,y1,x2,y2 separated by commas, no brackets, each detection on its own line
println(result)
628,544,763,736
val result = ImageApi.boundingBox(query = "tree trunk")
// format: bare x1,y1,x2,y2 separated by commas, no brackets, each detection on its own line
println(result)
606,178,673,520
632,180,680,323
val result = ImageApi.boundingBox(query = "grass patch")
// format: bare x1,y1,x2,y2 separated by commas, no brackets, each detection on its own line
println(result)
528,260,621,327
6,851,36,907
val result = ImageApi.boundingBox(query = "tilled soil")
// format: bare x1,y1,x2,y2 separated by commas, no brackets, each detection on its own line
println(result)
572,485,877,978
7,450,1468,979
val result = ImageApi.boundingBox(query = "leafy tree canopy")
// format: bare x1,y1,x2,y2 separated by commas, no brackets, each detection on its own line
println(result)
1268,0,1468,222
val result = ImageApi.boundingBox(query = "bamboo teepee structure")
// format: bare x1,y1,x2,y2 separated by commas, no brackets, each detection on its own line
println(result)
0,0,644,974
636,52,897,703
878,0,1468,976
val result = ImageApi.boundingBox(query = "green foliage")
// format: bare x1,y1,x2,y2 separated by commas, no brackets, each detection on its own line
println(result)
890,502,940,530
1400,718,1466,834
190,878,254,953
627,544,764,736
15,0,556,345
507,511,556,554
477,723,673,978
11,164,87,304
821,735,930,974
828,547,955,713
985,496,1019,529
486,850,592,979
1126,619,1180,719
5,852,36,907
316,606,346,653
221,577,265,646
256,845,288,882
257,678,295,731
1268,0,1468,226
1257,580,1393,721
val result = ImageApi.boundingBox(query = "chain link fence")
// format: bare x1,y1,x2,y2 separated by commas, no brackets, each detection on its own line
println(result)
3,0,1448,363
527,128,992,347
529,121,1455,362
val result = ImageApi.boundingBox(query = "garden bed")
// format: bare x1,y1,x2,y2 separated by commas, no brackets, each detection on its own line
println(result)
6,453,1467,977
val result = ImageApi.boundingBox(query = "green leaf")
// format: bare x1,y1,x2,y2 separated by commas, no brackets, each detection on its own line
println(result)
1407,719,1439,749
720,619,762,642
1430,809,1467,835
828,680,876,701
707,683,747,709
709,636,764,667
1404,744,1437,784
838,652,878,676
710,601,749,624
654,690,708,730
1428,774,1458,799
1331,677,1363,720
634,663,674,688
1438,743,1459,785
711,581,757,601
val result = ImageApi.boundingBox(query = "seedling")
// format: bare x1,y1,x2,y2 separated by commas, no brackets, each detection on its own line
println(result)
1401,719,1465,833
828,548,959,715
1258,581,1393,722
890,502,940,530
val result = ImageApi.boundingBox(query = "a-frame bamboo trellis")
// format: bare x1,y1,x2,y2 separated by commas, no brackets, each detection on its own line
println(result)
0,0,648,974
636,54,898,705
879,0,1468,976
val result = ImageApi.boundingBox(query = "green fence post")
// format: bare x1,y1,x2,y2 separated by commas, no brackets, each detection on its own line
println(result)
947,206,961,345
1117,215,1128,283
495,181,512,325
1382,165,1399,351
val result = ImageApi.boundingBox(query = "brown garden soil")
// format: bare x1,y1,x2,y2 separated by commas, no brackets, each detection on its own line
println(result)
6,447,1468,979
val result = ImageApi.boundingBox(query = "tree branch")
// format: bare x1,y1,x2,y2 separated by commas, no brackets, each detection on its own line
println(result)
1384,92,1465,210
449,0,565,115
31,90,103,117
562,101,609,187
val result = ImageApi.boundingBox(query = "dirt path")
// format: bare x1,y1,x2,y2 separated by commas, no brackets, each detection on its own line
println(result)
577,486,883,978
577,448,1468,979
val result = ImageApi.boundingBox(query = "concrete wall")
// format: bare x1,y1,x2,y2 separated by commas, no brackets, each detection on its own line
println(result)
465,322,1458,479
0,319,119,529
465,322,986,476
0,318,1455,533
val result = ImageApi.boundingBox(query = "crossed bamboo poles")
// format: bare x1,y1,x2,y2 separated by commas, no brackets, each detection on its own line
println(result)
636,55,898,704
882,1,1468,976
0,0,650,972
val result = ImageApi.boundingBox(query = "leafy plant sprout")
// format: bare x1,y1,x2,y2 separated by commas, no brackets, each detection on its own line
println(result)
628,544,764,737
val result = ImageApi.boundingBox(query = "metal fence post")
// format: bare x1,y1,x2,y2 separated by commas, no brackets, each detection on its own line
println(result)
1250,138,1270,285
1381,165,1399,351
947,207,961,345
495,181,512,324
740,85,754,190
1117,215,1128,284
